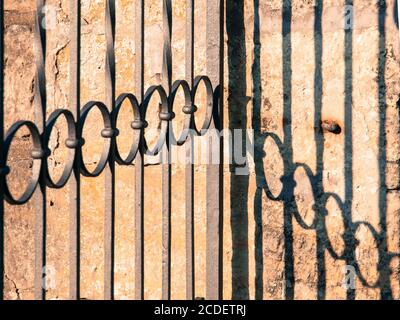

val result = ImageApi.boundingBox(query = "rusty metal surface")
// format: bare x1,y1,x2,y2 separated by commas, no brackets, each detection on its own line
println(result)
162,0,172,301
185,0,195,300
134,0,145,301
69,0,81,301
104,0,116,300
34,0,47,301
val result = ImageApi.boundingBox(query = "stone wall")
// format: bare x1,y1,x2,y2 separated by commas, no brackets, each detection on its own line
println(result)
2,0,400,300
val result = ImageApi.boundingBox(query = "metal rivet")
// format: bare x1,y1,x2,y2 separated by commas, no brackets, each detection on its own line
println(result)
65,138,84,149
159,112,175,121
31,148,50,159
101,128,119,138
182,105,197,114
131,120,148,130
321,120,341,134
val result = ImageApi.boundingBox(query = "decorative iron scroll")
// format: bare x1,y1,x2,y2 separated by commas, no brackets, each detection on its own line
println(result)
0,0,223,300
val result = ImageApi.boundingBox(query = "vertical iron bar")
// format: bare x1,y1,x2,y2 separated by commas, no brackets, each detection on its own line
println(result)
377,0,391,299
135,0,145,300
185,0,195,300
69,0,81,300
104,0,116,300
0,0,4,301
205,0,222,300
162,0,172,300
34,0,47,300
344,0,355,300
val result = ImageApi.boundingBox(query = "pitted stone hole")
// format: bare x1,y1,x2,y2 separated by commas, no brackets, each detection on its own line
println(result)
81,106,103,168
6,126,35,200
116,98,137,158
47,116,69,183
321,120,342,135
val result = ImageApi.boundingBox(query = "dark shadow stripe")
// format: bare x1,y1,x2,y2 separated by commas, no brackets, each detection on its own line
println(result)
227,0,250,300
282,0,295,300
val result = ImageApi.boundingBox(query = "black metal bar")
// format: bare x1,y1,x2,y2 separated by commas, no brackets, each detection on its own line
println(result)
104,0,116,300
205,0,223,300
0,0,4,301
185,0,195,301
162,0,172,300
69,0,81,301
135,0,145,301
34,0,47,301
344,0,355,301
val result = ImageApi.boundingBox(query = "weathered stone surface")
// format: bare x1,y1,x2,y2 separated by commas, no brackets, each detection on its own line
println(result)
3,0,400,300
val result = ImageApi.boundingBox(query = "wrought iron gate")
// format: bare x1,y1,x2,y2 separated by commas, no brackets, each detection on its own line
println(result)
0,0,223,300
